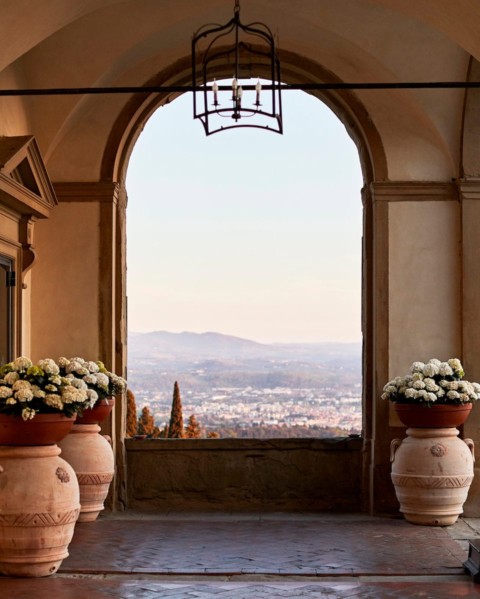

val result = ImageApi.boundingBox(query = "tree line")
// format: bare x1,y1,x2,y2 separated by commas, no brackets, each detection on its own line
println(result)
126,381,219,439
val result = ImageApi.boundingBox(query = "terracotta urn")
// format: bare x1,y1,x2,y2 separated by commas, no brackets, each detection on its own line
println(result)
390,427,474,526
58,424,114,522
0,444,80,577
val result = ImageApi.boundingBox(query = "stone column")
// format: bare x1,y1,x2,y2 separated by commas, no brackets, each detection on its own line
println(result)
34,181,128,512
369,181,461,514
459,179,480,516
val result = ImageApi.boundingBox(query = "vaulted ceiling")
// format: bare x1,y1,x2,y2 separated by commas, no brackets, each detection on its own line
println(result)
1,0,478,182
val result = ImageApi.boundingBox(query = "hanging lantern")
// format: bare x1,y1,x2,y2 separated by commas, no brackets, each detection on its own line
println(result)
192,0,283,135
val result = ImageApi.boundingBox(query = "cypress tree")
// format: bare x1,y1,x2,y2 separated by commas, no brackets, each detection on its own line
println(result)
126,389,138,437
185,414,202,438
137,405,155,436
168,381,184,438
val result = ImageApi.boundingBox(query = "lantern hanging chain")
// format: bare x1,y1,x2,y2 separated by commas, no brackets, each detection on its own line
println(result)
234,0,240,16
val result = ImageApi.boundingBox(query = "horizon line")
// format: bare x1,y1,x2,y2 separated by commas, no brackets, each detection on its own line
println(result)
127,329,362,345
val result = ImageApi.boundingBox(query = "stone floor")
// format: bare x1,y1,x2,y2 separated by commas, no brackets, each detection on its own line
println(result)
2,512,480,598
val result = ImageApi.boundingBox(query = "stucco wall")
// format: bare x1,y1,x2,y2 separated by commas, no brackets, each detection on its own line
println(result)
126,437,363,512
31,201,100,360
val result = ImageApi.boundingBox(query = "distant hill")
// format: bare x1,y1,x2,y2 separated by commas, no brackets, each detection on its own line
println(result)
128,330,361,364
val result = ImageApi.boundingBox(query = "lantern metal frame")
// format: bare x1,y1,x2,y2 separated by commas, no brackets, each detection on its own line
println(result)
192,0,283,135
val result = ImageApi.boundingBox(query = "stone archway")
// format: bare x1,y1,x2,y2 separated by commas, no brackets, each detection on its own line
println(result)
97,51,388,512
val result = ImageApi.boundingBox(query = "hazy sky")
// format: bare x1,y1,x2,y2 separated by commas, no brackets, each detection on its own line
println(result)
126,87,363,343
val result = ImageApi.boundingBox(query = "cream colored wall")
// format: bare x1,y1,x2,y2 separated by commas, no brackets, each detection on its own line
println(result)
388,200,461,376
30,202,100,361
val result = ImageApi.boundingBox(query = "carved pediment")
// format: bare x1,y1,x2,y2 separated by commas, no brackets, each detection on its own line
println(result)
0,136,57,218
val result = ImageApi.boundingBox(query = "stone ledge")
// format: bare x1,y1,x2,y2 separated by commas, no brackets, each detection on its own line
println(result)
125,436,364,452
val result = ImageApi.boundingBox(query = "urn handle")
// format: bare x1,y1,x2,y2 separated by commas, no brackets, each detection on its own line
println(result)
390,438,402,463
464,438,475,463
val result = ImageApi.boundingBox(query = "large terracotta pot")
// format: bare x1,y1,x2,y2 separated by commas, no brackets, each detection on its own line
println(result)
390,427,474,526
76,398,115,425
394,403,472,428
0,444,80,577
58,424,114,522
0,413,76,446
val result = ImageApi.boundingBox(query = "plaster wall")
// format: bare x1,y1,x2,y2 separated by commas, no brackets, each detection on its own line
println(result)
30,201,100,360
126,438,363,512
388,199,461,377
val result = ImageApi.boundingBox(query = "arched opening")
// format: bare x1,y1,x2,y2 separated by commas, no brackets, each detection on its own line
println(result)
103,52,383,510
125,87,363,440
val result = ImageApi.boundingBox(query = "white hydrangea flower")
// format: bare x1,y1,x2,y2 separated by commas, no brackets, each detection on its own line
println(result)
426,392,437,402
86,389,98,407
423,363,439,377
460,381,474,394
437,388,445,398
428,358,442,367
6,397,17,405
32,385,46,399
87,361,99,373
57,357,70,368
61,386,87,404
417,390,428,399
413,380,426,390
69,377,88,390
412,372,424,382
424,378,438,392
0,386,13,398
12,357,32,372
15,388,34,402
83,374,97,385
405,388,417,399
410,361,425,374
447,390,460,400
96,373,109,388
45,394,64,410
473,383,480,393
66,360,83,373
4,371,19,385
459,393,470,403
21,407,36,420
385,385,397,394
439,380,449,388
12,380,32,392
448,381,459,391
37,358,60,375
439,363,454,377
448,358,463,373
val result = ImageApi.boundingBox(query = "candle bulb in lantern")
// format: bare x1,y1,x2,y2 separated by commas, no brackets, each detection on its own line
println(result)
237,86,243,107
212,79,219,105
255,79,261,105
232,76,238,100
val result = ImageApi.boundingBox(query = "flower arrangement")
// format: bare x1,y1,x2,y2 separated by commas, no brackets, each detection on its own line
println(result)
382,358,480,405
58,357,127,404
0,357,92,420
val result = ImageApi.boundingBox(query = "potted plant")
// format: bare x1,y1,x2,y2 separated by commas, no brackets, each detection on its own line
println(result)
56,357,126,522
58,356,127,424
382,358,480,428
0,356,88,577
0,356,92,445
384,358,478,526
